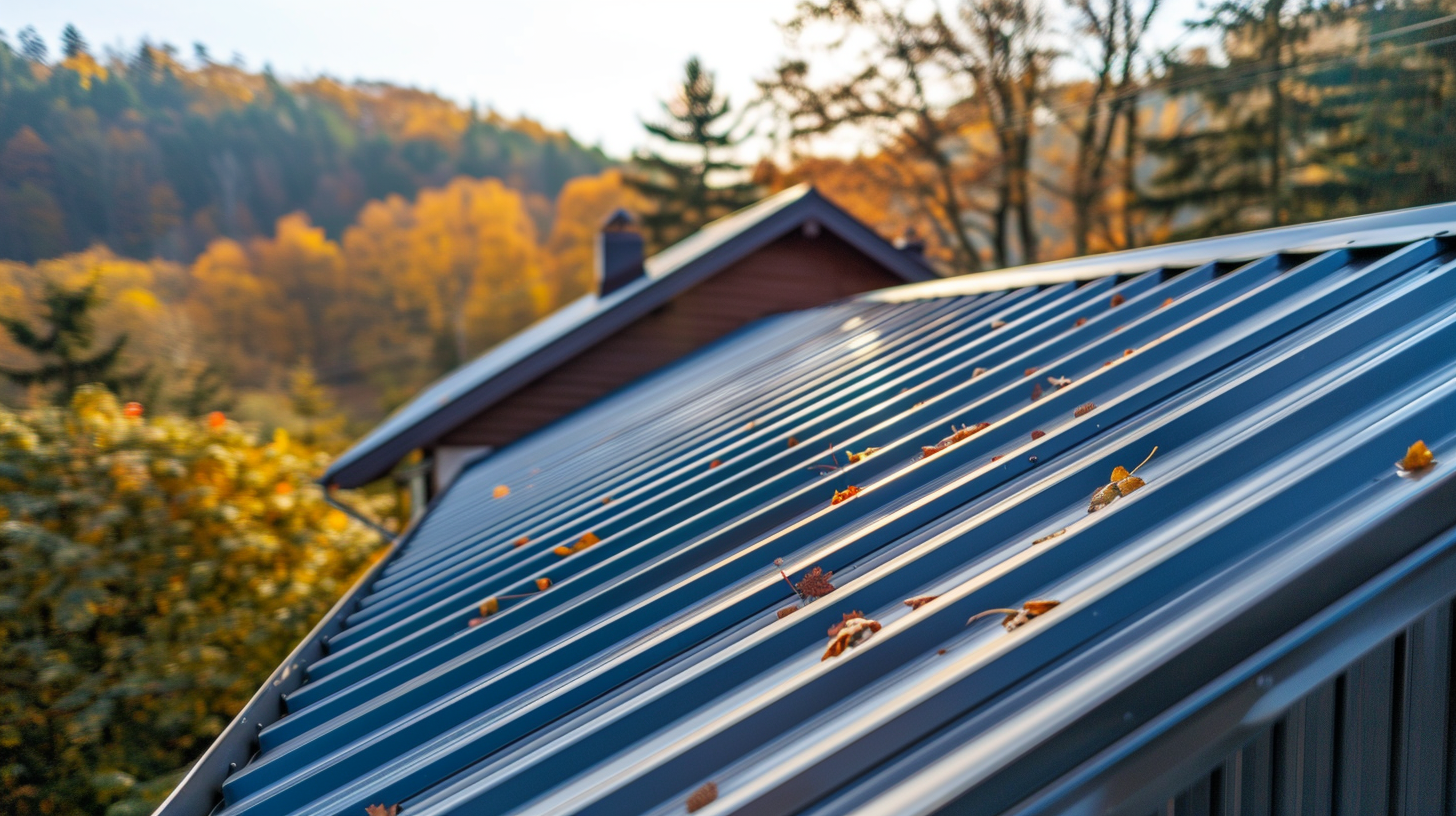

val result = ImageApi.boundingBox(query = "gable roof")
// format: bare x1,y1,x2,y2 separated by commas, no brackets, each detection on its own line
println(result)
163,201,1456,816
323,184,936,488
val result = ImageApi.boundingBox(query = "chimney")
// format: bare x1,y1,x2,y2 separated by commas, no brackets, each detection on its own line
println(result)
597,208,645,297
894,225,926,259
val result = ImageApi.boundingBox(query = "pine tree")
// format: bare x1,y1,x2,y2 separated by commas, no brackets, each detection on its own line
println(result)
1142,0,1313,237
626,57,761,250
60,24,86,58
0,279,144,402
17,26,46,63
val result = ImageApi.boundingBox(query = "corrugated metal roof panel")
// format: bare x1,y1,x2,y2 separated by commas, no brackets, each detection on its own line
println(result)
178,206,1456,816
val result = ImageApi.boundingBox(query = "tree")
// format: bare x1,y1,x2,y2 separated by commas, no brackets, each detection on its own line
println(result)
60,24,86,58
0,278,143,402
626,57,761,250
17,26,46,62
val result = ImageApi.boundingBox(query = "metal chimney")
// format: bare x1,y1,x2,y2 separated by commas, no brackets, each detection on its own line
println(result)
894,225,927,258
597,209,645,297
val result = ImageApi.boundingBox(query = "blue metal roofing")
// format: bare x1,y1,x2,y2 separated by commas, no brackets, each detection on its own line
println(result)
161,204,1456,816
323,184,938,490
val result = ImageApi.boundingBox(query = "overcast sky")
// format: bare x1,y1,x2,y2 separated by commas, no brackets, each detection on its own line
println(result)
3,0,1204,158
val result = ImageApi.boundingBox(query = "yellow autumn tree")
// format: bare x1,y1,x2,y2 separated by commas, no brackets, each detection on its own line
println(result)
543,169,651,307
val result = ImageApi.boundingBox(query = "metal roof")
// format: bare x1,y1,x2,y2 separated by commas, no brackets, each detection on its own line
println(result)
322,184,938,490
161,203,1456,816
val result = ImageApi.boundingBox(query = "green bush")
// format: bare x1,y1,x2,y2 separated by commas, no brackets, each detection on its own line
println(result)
0,387,390,815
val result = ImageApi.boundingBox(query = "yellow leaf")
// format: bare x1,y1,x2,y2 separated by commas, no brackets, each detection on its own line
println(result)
1398,440,1436,473
493,485,510,498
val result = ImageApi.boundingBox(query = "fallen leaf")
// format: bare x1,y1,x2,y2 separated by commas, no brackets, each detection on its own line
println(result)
478,597,500,617
493,485,510,498
535,577,552,591
1075,317,1088,326
574,532,600,551
600,496,612,505
937,648,948,655
920,423,992,458
991,319,1007,329
787,436,799,448
1047,375,1072,388
1031,383,1043,401
1397,440,1436,473
1161,297,1174,307
972,367,988,377
795,567,835,598
968,599,1061,631
1031,430,1045,440
848,446,881,464
365,805,399,816
904,595,938,610
1032,528,1067,544
513,536,530,547
709,459,721,469
827,610,865,637
1088,447,1157,512
1024,366,1038,377
745,420,756,431
552,545,572,557
777,605,799,619
1074,402,1096,417
991,454,1003,461
822,616,882,660
1124,348,1134,356
687,781,719,813
1110,294,1126,307
830,485,860,505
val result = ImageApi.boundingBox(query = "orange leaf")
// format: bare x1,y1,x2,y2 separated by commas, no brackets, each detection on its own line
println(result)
493,485,510,498
478,597,499,616
1398,440,1436,473
513,536,530,547
821,616,881,660
1030,430,1045,440
535,577,552,591
1024,366,1038,377
573,532,600,552
365,805,399,816
1110,465,1130,481
827,610,865,637
123,401,144,418
848,446,881,464
1110,294,1126,307
1161,297,1174,307
787,436,799,448
687,781,719,813
600,496,612,505
830,485,860,505
1075,317,1088,326
903,595,938,610
709,459,721,469
552,545,573,557
1074,402,1096,417
968,599,1061,631
207,411,226,429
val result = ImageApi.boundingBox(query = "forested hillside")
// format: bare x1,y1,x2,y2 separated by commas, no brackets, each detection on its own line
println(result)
0,27,610,263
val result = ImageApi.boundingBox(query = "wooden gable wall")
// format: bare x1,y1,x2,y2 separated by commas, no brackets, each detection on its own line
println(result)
436,229,914,450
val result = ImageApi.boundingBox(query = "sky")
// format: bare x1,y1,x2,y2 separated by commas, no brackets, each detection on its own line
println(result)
2,0,1205,159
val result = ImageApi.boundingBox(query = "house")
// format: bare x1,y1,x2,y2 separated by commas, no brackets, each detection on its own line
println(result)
159,199,1456,816
322,184,937,495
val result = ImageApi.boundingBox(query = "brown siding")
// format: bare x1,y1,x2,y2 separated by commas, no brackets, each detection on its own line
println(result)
438,230,909,448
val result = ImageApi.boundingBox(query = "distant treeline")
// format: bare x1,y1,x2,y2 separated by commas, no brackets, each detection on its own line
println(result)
0,26,611,263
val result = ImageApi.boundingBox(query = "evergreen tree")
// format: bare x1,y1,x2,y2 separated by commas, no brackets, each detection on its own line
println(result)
60,23,85,58
626,57,761,250
17,25,45,62
1142,0,1312,237
0,278,144,402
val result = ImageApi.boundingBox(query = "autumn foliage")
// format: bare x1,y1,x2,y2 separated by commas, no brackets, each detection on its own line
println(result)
0,387,390,815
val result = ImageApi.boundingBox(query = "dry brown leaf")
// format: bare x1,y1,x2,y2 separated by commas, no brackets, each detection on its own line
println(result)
493,485,509,498
600,496,612,505
1074,402,1097,417
830,485,860,505
513,536,530,548
904,595,938,610
1110,294,1126,307
365,805,399,816
777,605,799,619
827,610,865,637
821,616,882,660
1031,383,1043,401
1088,447,1157,512
1075,317,1088,326
1124,348,1134,356
1031,430,1046,440
795,567,835,598
535,577,552,591
991,319,1007,329
968,599,1062,631
1398,440,1436,473
709,459,721,469
972,366,988,377
787,436,799,448
1024,366,1039,377
1032,528,1067,544
687,781,719,813
921,422,991,458
848,446,881,464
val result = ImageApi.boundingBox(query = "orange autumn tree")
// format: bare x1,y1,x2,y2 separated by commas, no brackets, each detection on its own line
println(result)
543,169,652,306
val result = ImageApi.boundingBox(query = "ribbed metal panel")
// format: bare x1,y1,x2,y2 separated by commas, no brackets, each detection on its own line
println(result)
176,208,1456,816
